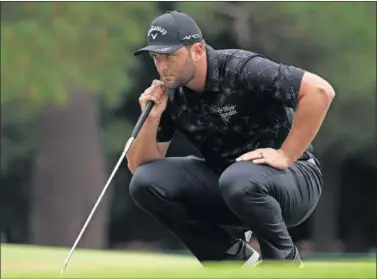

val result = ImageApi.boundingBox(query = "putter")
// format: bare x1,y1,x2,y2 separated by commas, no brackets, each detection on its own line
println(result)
60,100,154,275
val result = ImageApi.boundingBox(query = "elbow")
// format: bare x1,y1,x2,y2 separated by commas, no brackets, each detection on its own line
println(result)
127,163,136,174
321,82,335,102
126,156,137,174
319,83,335,108
300,72,335,105
313,73,335,103
310,80,336,107
315,74,336,103
127,159,152,174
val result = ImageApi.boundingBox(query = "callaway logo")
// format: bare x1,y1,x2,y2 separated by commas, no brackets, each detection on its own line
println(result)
148,25,167,40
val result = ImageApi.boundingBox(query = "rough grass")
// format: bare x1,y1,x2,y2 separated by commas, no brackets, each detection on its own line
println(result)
1,244,375,278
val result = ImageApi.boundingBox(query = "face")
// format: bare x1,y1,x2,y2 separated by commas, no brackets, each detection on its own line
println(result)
150,43,204,89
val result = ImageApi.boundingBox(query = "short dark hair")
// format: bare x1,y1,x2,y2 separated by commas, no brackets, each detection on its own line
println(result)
184,39,206,50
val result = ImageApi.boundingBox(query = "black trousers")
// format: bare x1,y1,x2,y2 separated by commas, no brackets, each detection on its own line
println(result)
129,156,322,262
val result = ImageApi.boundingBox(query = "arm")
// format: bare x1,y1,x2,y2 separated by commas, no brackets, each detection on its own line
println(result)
127,110,175,173
157,141,170,157
126,117,165,174
239,56,335,166
279,71,335,164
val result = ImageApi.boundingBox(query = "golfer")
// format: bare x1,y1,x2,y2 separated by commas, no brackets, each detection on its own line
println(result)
127,11,335,267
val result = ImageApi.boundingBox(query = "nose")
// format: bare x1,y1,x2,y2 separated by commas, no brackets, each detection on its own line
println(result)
155,58,168,73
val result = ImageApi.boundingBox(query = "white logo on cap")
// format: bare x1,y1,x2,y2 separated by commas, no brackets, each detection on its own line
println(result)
182,33,201,41
155,47,172,52
148,25,167,40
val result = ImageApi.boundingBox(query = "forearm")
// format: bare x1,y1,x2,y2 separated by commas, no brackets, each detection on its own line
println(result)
126,117,163,172
280,87,335,164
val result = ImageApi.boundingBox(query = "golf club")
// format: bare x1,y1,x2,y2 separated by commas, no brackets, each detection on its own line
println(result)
60,100,155,275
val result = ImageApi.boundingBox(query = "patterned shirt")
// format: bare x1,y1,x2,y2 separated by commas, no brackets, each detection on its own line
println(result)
157,45,316,173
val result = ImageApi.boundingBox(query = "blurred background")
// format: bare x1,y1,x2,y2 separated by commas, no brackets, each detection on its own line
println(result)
1,2,376,260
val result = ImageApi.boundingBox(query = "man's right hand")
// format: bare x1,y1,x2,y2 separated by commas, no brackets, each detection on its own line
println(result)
139,79,168,120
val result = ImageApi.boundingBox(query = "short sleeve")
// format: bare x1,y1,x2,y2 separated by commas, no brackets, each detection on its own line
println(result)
156,109,175,142
241,56,305,109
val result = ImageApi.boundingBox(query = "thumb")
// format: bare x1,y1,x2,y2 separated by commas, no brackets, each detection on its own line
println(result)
152,79,164,87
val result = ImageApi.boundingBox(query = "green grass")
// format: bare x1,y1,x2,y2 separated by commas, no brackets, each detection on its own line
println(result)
1,244,375,278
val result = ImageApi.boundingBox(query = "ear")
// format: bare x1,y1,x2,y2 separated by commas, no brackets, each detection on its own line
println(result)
191,43,205,62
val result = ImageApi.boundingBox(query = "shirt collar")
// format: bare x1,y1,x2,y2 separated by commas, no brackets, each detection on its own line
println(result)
204,45,220,92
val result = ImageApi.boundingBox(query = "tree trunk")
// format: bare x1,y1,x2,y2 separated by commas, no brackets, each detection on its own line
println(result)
29,90,109,249
312,145,342,252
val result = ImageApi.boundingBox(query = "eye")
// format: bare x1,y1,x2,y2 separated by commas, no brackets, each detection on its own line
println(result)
167,53,176,59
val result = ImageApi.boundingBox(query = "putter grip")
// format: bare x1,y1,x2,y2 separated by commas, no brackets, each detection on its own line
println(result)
130,100,154,138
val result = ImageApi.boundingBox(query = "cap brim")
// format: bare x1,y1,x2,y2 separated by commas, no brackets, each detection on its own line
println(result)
134,44,182,56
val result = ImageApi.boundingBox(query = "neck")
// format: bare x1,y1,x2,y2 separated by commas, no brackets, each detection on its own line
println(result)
185,57,207,93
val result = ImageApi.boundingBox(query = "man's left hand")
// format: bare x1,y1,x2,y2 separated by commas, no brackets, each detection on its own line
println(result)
235,148,292,169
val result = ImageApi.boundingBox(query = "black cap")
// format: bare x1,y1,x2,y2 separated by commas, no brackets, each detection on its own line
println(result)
134,11,203,56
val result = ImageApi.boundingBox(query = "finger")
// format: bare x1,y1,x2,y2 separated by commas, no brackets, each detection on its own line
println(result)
236,151,261,161
152,79,160,85
150,84,165,95
236,154,254,161
152,79,164,89
155,84,166,94
139,95,160,104
150,91,162,100
142,87,162,99
251,158,266,164
141,87,153,96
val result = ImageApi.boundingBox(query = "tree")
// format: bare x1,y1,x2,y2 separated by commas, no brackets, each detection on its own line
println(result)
1,2,159,248
1,2,160,168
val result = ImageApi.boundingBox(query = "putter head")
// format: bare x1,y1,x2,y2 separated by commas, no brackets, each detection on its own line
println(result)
60,265,66,276
60,257,69,276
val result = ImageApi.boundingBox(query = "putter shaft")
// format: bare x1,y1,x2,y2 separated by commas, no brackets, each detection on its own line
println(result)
60,138,134,275
60,101,154,275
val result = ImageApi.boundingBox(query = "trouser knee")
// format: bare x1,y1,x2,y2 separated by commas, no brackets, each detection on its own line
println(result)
219,162,268,208
129,161,163,209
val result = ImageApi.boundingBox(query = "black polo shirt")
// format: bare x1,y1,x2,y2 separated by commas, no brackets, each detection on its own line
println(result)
157,45,316,173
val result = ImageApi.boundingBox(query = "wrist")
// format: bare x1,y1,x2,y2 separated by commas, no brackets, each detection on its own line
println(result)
146,115,161,125
277,148,294,165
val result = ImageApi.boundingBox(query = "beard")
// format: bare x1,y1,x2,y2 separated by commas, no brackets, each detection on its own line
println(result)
164,61,196,89
166,74,194,89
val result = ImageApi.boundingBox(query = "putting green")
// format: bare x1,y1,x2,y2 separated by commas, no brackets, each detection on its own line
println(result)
2,244,375,278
